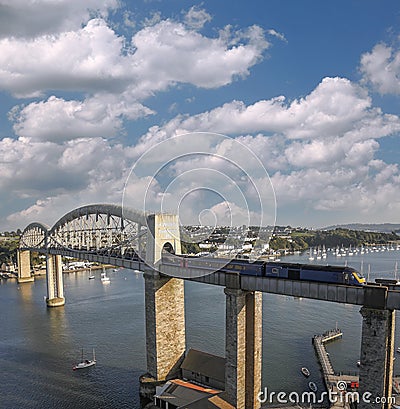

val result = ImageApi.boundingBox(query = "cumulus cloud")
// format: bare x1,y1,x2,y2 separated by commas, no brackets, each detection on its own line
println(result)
0,0,119,38
0,6,274,229
0,137,129,195
0,135,136,228
132,76,400,223
360,43,400,95
11,95,153,142
138,77,400,144
130,20,269,93
2,2,400,230
0,19,131,97
0,17,269,98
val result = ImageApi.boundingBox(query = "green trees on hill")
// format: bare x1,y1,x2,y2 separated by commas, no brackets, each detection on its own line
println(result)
304,228,399,248
270,228,399,252
0,236,19,264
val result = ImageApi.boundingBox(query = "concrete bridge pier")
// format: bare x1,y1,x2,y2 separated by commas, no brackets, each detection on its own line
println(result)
358,286,395,409
46,254,65,307
17,249,34,283
225,288,262,409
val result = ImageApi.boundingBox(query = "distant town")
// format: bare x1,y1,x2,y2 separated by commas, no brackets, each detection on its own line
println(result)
1,224,399,274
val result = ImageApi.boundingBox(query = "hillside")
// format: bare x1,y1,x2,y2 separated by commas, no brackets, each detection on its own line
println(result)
322,223,400,234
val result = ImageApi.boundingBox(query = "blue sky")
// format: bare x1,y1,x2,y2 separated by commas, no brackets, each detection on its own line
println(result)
1,0,400,230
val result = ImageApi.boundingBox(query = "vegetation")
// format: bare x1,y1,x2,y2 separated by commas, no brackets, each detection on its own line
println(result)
0,235,20,264
181,241,201,254
269,228,399,252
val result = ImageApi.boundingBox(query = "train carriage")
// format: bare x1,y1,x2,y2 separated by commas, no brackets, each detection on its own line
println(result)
161,253,365,286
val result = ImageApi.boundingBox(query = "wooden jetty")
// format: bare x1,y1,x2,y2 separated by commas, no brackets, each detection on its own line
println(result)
313,328,400,408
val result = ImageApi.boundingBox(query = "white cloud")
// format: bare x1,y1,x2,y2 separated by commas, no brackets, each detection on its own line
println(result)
267,29,287,43
143,11,162,27
138,77,400,147
139,78,381,141
11,95,153,143
0,0,119,38
1,135,135,228
131,76,400,224
0,17,269,98
2,1,400,232
0,19,130,97
130,20,269,93
360,43,400,95
0,136,129,195
183,6,212,29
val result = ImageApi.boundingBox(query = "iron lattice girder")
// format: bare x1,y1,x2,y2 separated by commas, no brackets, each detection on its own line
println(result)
19,204,148,256
20,222,50,250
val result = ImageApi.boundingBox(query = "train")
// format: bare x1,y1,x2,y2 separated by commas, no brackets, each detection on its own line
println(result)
162,254,366,286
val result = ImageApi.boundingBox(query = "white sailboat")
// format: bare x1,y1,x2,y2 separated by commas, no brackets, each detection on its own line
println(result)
73,348,96,370
101,268,110,283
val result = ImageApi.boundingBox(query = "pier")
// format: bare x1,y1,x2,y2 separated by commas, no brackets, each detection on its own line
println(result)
313,328,342,381
313,328,400,408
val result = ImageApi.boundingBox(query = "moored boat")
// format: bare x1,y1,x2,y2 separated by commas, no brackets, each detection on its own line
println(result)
301,367,310,377
308,381,317,392
101,268,110,283
73,349,96,370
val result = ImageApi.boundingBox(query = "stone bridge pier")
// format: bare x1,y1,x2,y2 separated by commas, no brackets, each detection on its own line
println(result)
17,250,34,283
46,254,65,307
358,286,395,409
225,287,262,409
140,213,186,400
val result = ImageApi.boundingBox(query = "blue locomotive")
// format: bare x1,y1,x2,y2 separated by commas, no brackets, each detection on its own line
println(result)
162,254,366,286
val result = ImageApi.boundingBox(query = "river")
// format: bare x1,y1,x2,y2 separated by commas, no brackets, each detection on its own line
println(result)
1,248,400,408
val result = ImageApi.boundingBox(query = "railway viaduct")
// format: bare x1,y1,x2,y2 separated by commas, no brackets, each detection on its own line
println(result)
17,204,400,409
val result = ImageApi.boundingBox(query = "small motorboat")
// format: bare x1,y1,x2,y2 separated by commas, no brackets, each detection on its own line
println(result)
308,381,317,392
301,367,310,377
88,275,95,280
397,347,400,353
73,349,96,371
357,360,361,367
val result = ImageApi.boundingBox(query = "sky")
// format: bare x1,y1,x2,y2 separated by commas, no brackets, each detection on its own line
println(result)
1,0,400,231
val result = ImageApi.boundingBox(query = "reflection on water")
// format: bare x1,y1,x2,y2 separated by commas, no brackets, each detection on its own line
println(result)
0,250,400,407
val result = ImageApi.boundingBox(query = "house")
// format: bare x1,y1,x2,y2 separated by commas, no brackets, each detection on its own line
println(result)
154,379,233,409
154,379,220,409
181,349,225,390
154,349,231,409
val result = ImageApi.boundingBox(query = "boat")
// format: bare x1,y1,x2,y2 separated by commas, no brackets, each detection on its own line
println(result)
397,347,400,353
101,268,110,283
73,349,96,370
357,360,361,367
88,275,95,280
301,367,310,377
308,381,317,392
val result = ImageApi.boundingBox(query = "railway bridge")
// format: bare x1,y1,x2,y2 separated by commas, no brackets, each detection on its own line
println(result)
18,203,400,409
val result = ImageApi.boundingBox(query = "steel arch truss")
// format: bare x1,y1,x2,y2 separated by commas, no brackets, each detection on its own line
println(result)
20,222,49,251
48,204,148,260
